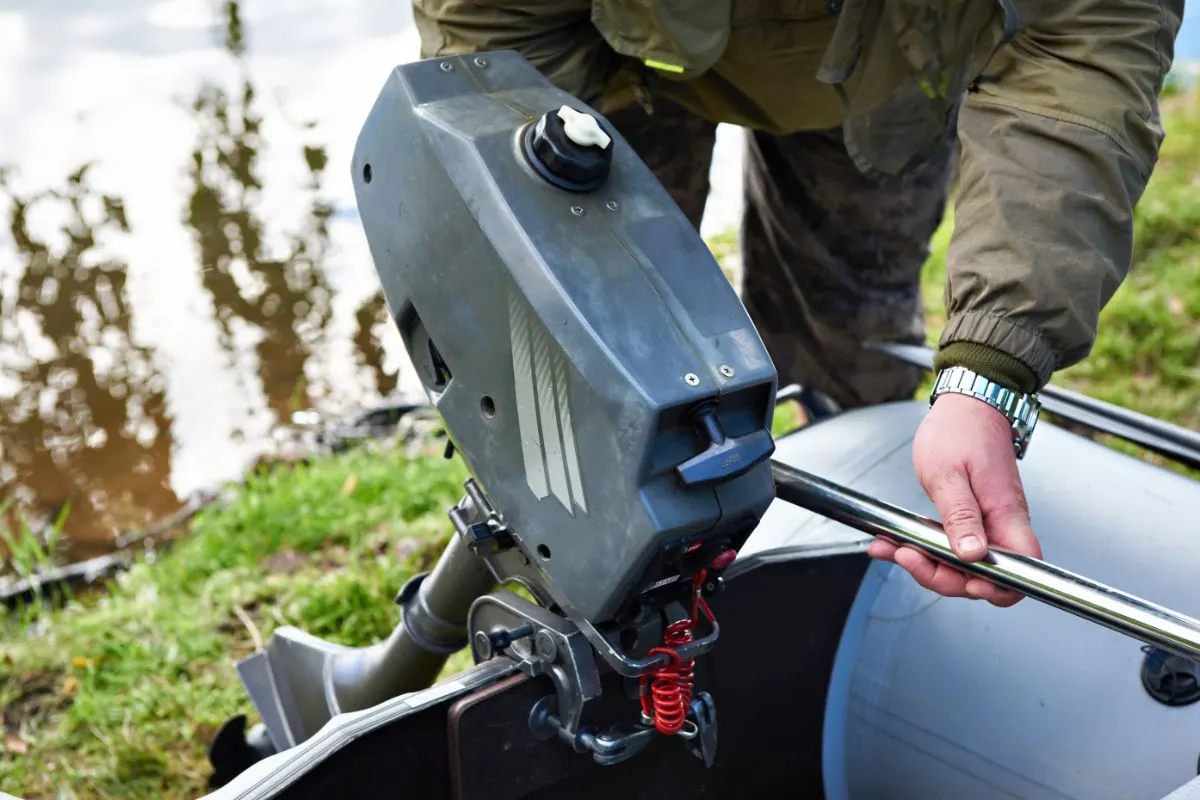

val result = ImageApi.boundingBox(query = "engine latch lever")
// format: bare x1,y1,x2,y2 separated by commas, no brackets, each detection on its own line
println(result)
675,403,775,488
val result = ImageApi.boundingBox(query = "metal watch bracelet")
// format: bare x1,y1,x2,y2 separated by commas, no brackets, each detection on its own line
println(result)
930,365,1042,460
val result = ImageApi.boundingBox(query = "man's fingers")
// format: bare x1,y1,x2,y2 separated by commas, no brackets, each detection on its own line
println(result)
930,470,989,562
986,505,1042,560
866,538,898,561
872,542,974,600
965,577,1022,606
894,547,969,598
987,589,1023,608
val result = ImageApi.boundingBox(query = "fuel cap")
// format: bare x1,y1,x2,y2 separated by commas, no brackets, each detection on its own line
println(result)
523,105,613,192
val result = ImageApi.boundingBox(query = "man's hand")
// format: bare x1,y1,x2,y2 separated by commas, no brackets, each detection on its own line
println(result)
865,392,1042,606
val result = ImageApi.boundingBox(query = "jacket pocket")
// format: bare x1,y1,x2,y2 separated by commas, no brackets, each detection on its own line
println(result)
590,0,733,77
885,0,1013,100
817,0,1018,178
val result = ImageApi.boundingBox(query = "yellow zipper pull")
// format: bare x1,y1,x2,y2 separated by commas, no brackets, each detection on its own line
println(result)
643,58,684,74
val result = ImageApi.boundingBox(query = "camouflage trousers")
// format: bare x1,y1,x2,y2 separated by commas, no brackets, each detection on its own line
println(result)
606,98,956,410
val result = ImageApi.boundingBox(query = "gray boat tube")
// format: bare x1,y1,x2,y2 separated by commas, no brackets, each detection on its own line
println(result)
735,400,1200,800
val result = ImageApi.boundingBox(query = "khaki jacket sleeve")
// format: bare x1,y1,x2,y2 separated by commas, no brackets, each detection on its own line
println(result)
411,0,621,108
938,0,1184,390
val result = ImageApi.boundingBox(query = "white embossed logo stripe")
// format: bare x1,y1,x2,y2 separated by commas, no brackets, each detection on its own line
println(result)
509,293,587,516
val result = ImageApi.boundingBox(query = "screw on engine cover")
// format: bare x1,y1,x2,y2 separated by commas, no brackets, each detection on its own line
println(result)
719,364,735,378
474,57,489,67
570,205,585,216
605,200,619,211
439,61,454,72
535,630,558,662
684,373,700,386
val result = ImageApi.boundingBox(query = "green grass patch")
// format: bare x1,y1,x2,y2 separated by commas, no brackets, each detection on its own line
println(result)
1,439,473,799
1,500,69,589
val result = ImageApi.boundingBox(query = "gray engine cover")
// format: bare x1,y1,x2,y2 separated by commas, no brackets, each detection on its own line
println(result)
350,50,778,624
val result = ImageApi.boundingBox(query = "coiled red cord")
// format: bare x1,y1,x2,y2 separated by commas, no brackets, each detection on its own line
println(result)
640,569,715,735
641,619,695,734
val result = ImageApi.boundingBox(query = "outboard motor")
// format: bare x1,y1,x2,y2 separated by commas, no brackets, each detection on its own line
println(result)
221,48,778,769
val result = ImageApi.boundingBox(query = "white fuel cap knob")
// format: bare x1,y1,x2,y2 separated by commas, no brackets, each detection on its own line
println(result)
525,105,614,191
556,105,612,150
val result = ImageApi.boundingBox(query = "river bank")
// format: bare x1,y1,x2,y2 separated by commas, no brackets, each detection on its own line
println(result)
1,430,476,798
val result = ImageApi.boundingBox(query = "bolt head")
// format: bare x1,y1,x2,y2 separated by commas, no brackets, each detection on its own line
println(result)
439,61,454,72
684,373,700,386
535,630,558,662
719,364,735,378
474,631,493,660
474,57,489,67
570,205,585,216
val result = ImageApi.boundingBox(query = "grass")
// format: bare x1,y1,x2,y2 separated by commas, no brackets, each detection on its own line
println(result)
1,437,476,799
1,92,1197,800
1,501,69,592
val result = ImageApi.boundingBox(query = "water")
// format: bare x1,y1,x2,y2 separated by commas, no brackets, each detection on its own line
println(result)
0,0,430,566
1,0,1197,570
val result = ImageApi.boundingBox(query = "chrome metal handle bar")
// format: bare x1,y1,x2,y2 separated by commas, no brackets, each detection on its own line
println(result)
771,461,1200,662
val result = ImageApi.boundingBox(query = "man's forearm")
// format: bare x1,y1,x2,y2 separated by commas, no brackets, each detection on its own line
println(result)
936,0,1183,393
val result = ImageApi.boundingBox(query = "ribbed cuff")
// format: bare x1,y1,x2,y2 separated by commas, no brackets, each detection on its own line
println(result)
933,342,1039,395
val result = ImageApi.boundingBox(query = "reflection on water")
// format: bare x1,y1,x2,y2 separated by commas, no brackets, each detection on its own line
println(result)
352,291,399,400
0,164,176,563
0,0,416,571
186,1,334,428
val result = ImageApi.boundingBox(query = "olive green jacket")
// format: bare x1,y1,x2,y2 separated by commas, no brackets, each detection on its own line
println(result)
413,0,1184,394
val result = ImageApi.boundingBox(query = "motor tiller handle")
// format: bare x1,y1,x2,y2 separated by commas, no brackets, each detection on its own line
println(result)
771,461,1200,662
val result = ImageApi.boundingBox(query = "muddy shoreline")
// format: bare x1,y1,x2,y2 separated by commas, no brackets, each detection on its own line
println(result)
1,398,442,608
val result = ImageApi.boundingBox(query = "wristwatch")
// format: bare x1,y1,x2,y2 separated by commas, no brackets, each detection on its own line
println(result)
930,365,1042,460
